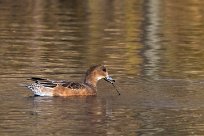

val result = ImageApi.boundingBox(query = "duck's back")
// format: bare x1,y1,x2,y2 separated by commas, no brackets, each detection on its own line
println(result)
27,77,96,96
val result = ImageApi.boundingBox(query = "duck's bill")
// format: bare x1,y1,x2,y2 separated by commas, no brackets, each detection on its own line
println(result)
104,76,115,84
104,76,120,95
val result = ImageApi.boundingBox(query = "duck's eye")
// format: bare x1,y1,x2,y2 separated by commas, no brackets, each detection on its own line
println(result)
102,67,106,72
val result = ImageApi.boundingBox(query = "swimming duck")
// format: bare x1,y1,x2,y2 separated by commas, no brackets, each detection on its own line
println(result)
27,64,116,96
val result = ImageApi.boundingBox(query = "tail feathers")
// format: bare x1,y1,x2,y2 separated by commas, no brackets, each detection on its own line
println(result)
30,77,46,81
27,83,54,96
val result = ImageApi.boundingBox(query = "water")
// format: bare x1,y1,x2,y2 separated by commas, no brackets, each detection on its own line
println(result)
0,0,204,135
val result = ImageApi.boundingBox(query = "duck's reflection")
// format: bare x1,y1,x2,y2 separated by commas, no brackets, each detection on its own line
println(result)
28,96,139,135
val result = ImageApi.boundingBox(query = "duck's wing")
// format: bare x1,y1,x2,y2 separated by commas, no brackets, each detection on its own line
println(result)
61,82,85,89
29,77,58,87
29,77,85,89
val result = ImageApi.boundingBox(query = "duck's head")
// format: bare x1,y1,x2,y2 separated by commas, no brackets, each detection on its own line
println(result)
84,64,115,87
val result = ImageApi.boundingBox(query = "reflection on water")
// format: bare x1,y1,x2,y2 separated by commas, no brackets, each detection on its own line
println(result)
27,96,140,136
142,0,162,78
1,0,204,135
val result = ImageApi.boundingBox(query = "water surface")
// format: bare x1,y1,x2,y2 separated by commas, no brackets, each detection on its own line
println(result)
1,0,204,135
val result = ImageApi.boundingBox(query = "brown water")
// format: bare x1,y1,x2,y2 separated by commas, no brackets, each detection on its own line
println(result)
1,0,204,135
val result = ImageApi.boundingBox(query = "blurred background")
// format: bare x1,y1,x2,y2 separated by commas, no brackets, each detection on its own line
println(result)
1,0,204,135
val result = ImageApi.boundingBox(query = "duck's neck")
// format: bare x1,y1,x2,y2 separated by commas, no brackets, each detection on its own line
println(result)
84,74,98,88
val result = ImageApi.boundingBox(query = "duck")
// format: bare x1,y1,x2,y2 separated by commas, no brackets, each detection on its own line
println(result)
26,64,116,96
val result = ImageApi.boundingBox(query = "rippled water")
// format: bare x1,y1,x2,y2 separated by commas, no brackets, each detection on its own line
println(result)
1,0,204,135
